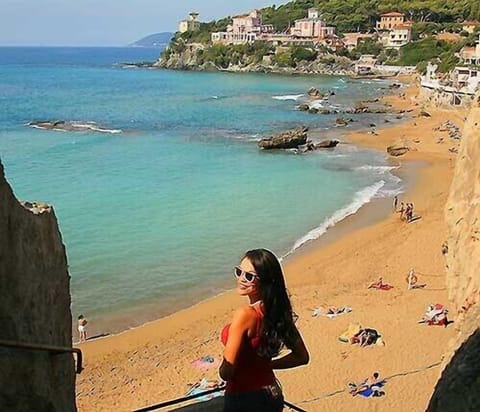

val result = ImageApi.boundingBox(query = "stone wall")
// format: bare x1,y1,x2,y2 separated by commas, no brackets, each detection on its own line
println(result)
0,160,76,411
427,95,480,411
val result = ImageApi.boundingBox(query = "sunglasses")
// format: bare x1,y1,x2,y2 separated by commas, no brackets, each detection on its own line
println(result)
234,266,260,283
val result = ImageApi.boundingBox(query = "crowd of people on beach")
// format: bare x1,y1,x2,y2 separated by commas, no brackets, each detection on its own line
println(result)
393,195,418,223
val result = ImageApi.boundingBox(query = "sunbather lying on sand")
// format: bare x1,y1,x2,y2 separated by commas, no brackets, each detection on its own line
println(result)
348,372,385,397
418,304,449,326
311,305,352,318
368,277,393,290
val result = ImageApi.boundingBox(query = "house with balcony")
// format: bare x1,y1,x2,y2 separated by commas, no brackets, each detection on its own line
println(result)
382,25,412,49
179,12,201,33
290,8,335,40
376,11,412,49
211,9,274,45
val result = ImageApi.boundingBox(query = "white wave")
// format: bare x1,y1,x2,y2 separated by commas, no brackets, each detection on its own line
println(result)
272,94,304,101
288,180,386,253
355,165,399,173
71,122,123,134
309,100,324,109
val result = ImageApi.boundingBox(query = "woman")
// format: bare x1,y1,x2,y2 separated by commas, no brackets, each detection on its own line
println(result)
219,249,309,412
77,314,88,342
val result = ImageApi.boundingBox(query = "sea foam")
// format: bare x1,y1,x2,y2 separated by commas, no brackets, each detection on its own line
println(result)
272,94,304,101
287,180,386,254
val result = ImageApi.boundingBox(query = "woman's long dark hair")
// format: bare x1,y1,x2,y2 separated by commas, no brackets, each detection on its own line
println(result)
243,249,296,358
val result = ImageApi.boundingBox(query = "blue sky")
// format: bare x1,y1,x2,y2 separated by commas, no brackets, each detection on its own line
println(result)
0,0,288,46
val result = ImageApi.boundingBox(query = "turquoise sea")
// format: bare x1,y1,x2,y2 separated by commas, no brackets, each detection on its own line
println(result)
0,47,403,335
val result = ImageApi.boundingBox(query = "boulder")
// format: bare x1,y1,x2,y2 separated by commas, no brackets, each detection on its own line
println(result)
315,139,339,149
319,109,331,115
298,104,310,111
258,127,308,150
387,145,409,157
308,87,322,99
335,117,348,127
308,107,319,114
419,110,432,117
354,101,367,111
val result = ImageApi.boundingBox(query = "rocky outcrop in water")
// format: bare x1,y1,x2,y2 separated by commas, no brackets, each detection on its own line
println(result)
0,159,76,411
258,127,308,150
427,95,480,411
387,144,410,157
315,139,339,149
28,120,121,134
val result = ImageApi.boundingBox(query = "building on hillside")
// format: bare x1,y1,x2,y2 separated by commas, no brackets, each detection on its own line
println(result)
462,21,480,34
376,12,412,49
179,12,201,33
382,25,412,49
376,12,406,30
211,9,274,45
459,34,480,65
290,8,335,40
342,32,377,50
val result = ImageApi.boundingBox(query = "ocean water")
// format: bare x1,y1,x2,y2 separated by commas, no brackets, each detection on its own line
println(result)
0,47,403,334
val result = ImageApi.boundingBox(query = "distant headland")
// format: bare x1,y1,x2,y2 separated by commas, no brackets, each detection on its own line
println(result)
129,32,173,48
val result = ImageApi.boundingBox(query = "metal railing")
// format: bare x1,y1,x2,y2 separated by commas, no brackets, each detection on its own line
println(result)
133,386,306,412
0,339,83,374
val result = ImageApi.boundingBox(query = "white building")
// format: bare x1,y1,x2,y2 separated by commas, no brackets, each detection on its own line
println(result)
179,12,200,33
421,62,480,106
382,25,412,49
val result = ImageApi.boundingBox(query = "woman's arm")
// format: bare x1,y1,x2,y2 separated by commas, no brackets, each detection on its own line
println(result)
270,326,309,370
219,307,254,381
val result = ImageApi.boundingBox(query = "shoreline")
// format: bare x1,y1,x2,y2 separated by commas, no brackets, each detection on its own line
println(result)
76,80,466,411
72,77,408,340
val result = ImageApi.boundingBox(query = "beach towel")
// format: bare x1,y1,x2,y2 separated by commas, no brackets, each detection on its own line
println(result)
339,323,362,343
370,283,393,291
191,355,220,370
349,380,386,397
312,306,352,318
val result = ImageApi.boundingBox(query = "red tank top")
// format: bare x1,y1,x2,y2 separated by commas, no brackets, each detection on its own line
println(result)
221,305,275,393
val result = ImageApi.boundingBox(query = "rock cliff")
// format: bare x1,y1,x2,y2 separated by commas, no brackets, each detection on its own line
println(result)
155,43,354,75
427,95,480,411
0,160,76,411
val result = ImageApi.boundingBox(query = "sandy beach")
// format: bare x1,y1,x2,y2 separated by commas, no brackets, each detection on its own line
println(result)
76,81,467,411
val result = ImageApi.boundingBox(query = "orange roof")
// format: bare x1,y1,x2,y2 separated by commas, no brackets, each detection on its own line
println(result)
380,12,405,17
462,20,480,25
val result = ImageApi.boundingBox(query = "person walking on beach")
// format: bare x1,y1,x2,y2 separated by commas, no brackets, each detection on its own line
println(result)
406,268,417,290
78,314,88,342
220,249,309,412
404,203,412,222
398,202,405,220
408,202,415,222
393,196,399,212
